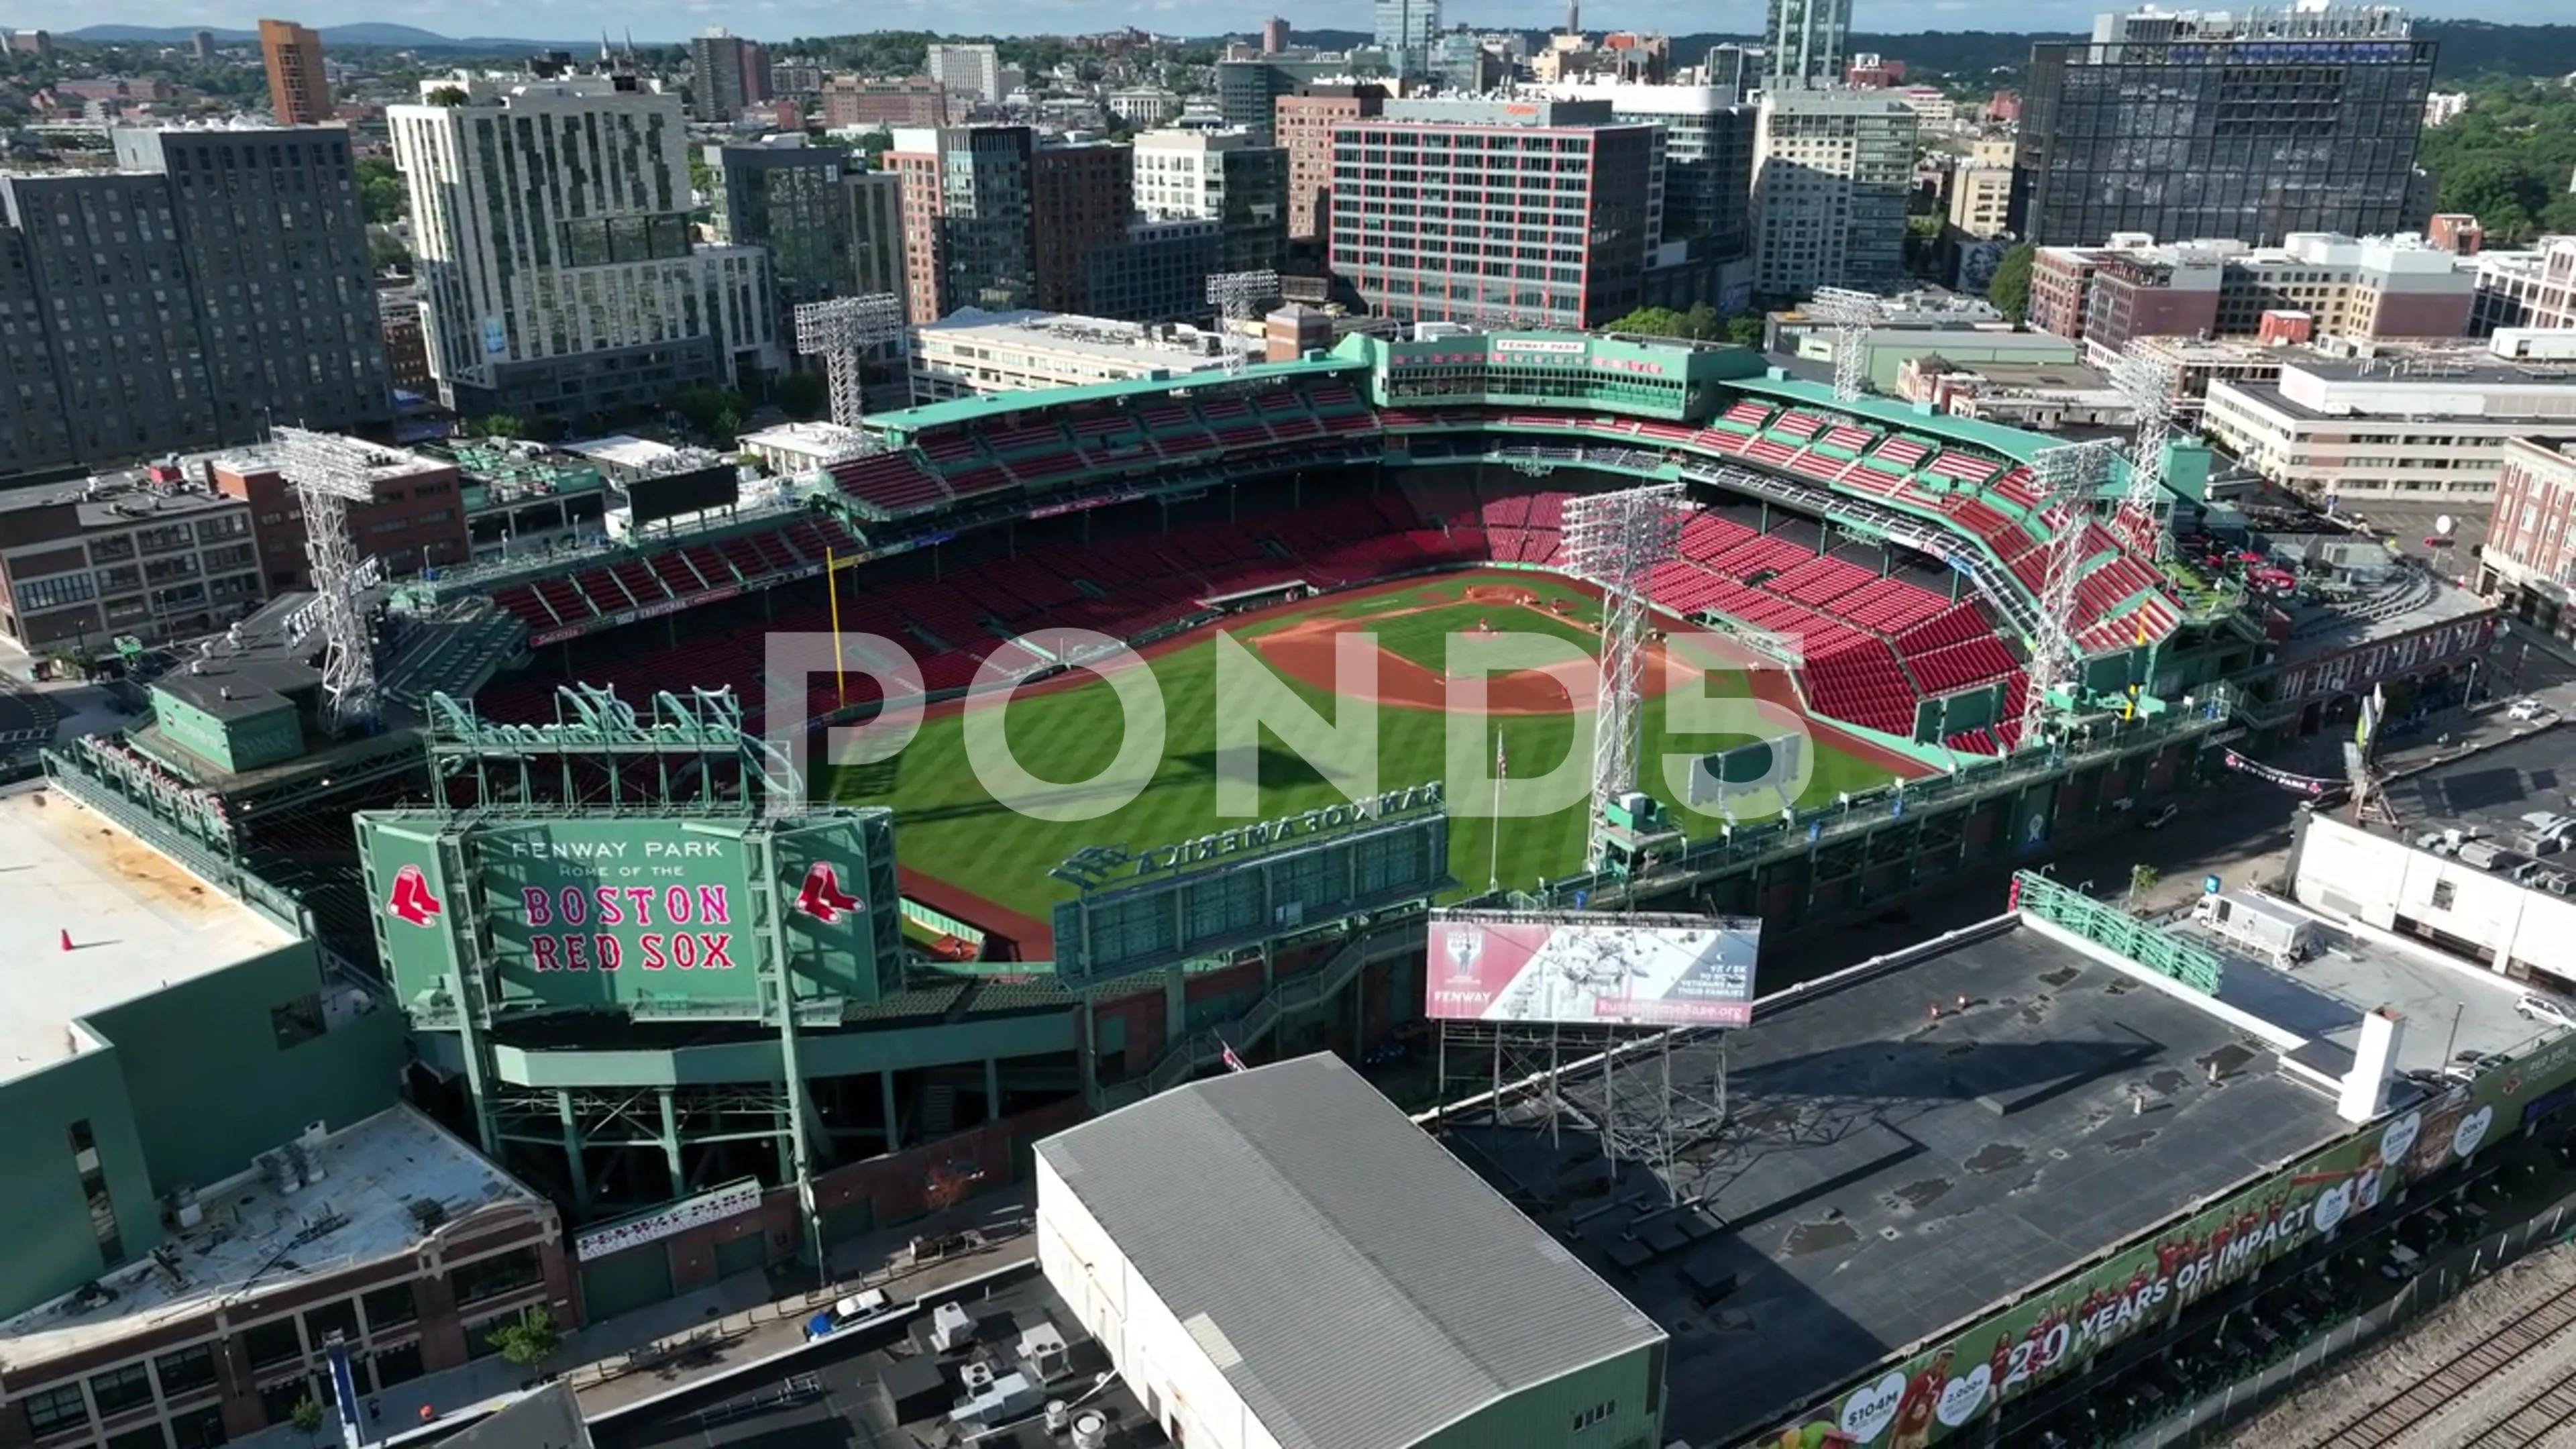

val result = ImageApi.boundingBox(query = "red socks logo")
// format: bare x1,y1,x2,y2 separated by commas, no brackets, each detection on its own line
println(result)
794,863,862,924
386,864,444,927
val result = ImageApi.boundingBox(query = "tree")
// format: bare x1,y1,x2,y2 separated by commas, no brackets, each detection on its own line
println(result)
288,1397,324,1444
426,85,468,107
2128,863,2161,906
354,158,408,224
1723,314,1767,348
486,1306,563,1375
463,413,526,441
671,386,749,437
1987,243,2036,325
775,372,830,421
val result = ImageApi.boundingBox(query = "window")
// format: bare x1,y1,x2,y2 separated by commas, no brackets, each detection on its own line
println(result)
447,1245,542,1306
105,1428,167,1449
21,1383,90,1438
67,1120,123,1268
270,995,325,1050
239,1317,303,1371
154,1344,217,1400
360,1283,418,1332
303,1298,360,1350
168,1407,225,1449
2432,880,2456,909
89,1363,154,1417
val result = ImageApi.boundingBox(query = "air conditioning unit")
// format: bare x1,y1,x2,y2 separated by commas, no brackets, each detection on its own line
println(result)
929,1301,975,1352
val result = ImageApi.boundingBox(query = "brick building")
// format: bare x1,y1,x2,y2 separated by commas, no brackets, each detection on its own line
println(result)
208,442,470,590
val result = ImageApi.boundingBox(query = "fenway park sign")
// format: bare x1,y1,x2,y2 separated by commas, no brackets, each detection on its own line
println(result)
574,1179,764,1261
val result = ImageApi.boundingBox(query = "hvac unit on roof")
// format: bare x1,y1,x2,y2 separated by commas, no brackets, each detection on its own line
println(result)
929,1300,975,1352
1070,1411,1110,1449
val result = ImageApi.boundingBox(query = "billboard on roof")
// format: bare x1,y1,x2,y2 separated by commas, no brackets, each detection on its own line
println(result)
1424,910,1760,1027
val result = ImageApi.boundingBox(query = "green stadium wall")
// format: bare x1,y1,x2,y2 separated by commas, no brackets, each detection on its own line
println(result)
0,945,406,1320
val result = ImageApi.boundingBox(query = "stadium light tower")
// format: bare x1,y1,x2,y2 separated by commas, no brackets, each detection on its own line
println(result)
1807,287,1885,403
2108,343,2182,559
274,427,388,737
1205,270,1280,376
2017,439,2123,747
794,294,905,429
1562,483,1686,870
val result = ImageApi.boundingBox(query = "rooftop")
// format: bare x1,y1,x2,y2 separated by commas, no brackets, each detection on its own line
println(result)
2379,727,2576,846
148,592,326,722
0,782,293,1089
211,437,449,485
0,1104,543,1371
912,308,1256,370
587,1265,1165,1449
1038,1053,1665,1449
1446,922,2357,1446
0,472,246,525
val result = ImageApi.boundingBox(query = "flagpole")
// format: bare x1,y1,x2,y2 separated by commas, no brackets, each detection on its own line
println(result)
826,546,846,707
1489,728,1504,894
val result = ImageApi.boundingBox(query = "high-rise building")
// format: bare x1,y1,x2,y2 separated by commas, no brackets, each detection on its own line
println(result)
1263,17,1293,54
1373,0,1440,78
706,140,851,338
113,127,394,442
739,40,773,105
388,73,776,420
841,172,908,304
888,125,1038,321
0,126,391,479
191,29,215,61
2015,5,2436,248
1762,0,1849,91
1133,129,1289,277
1330,99,1659,329
1750,89,1916,296
1703,44,1750,102
257,19,332,124
1031,139,1136,317
690,29,750,122
1554,83,1760,282
1277,84,1386,245
925,44,1004,105
1093,218,1224,323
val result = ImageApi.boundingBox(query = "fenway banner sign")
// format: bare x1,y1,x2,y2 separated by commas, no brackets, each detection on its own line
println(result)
574,1179,764,1261
2222,749,2335,798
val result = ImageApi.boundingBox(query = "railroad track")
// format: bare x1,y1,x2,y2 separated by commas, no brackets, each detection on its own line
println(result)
2463,1371,2576,1448
2328,1290,2576,1448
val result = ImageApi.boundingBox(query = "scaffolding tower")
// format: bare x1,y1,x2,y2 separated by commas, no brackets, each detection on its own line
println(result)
1204,270,1280,376
1807,287,1886,402
793,294,906,429
2108,343,2182,559
2017,439,2123,747
274,427,389,737
1562,484,1686,869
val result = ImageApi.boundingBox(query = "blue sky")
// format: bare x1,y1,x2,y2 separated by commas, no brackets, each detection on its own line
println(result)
29,0,2553,42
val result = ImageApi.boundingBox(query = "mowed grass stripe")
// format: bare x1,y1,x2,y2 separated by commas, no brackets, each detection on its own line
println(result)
831,608,1904,920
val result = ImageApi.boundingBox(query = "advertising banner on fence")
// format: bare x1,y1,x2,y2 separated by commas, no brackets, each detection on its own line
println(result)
1426,910,1760,1027
1758,1033,2576,1448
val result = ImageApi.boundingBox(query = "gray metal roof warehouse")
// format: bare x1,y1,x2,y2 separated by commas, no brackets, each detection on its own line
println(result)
1036,1053,1668,1449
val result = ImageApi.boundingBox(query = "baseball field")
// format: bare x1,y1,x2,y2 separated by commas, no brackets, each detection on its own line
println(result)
826,570,1928,951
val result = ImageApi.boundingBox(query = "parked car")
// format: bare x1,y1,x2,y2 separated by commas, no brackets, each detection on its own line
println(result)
2510,697,2549,722
2518,994,2576,1031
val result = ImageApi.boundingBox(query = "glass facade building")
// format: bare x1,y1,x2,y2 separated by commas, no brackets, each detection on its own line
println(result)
2014,5,2435,248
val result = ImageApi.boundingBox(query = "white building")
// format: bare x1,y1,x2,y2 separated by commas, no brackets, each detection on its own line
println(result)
2293,792,2576,996
2424,91,2469,127
1132,127,1256,219
2200,331,2576,505
1034,1053,1669,1449
1750,88,1917,296
1108,88,1182,125
2474,236,2576,335
388,73,776,421
924,43,1002,104
908,309,1257,402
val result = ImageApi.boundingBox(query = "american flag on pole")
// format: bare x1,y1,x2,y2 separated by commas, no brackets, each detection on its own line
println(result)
1220,1040,1248,1073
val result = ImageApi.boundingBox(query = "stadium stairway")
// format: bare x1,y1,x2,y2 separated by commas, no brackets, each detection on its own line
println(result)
380,600,529,712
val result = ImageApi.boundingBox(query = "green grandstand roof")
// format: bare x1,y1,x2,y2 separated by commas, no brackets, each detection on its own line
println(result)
873,355,1363,436
1729,374,2059,466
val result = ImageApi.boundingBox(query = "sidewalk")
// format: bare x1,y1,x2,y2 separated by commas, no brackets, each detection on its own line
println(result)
228,1188,1040,1449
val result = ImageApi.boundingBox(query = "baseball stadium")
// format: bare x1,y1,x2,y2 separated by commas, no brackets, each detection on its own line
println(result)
11,325,2507,1448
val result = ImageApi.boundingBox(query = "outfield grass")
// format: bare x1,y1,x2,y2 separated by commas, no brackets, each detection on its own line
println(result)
829,581,1909,924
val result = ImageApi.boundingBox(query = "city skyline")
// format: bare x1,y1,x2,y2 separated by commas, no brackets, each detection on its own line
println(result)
11,0,2564,45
